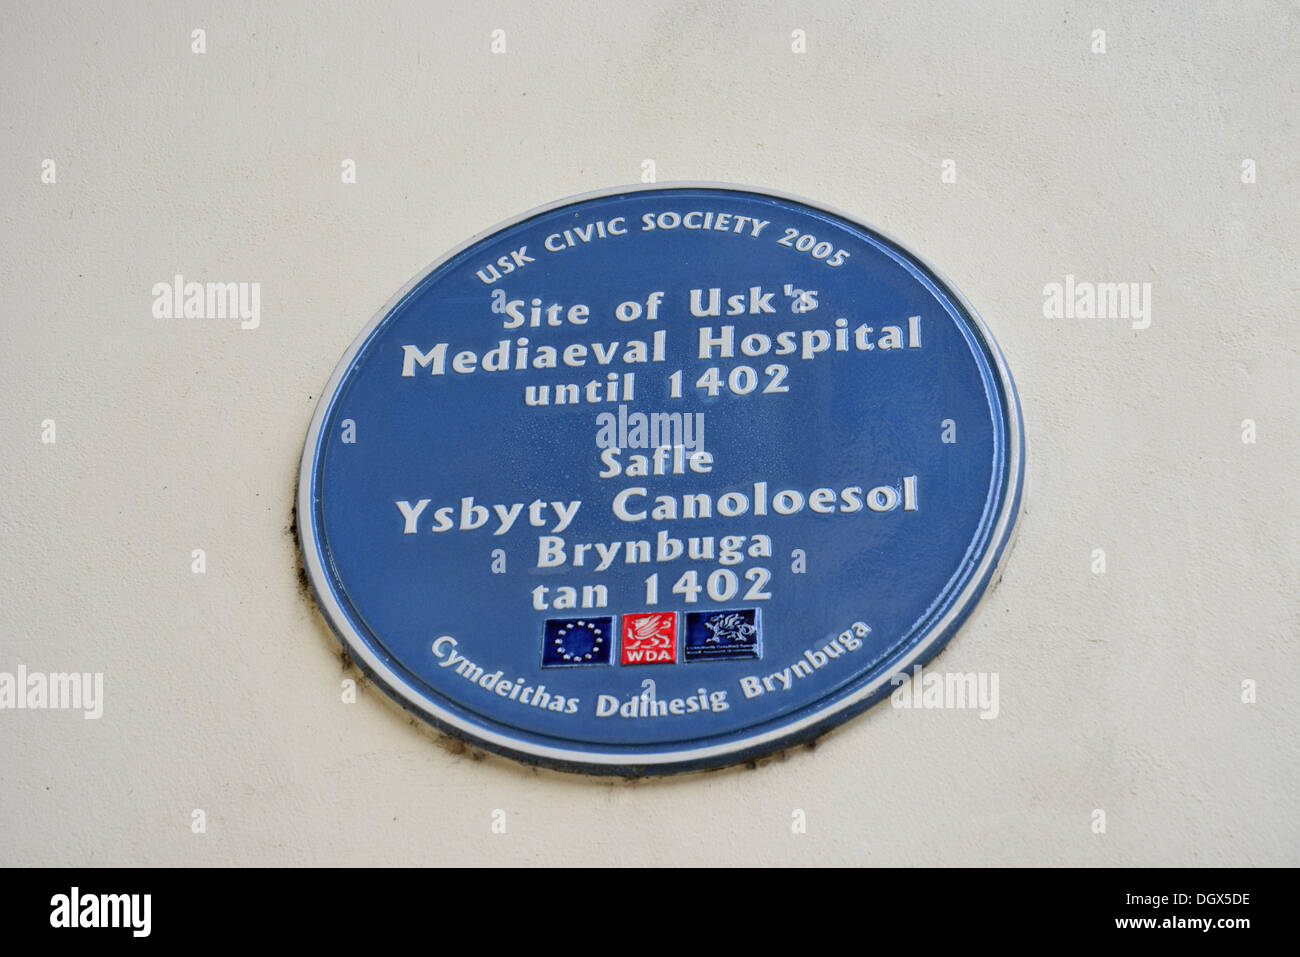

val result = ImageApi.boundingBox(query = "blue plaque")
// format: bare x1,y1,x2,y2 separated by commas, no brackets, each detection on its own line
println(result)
297,184,1024,774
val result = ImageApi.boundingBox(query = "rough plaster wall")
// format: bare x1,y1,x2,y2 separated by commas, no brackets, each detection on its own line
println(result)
1,0,1296,866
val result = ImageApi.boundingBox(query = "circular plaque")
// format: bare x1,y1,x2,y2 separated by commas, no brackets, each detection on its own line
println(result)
298,184,1024,774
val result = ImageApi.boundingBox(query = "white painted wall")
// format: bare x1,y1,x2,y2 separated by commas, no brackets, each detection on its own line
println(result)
2,1,1296,866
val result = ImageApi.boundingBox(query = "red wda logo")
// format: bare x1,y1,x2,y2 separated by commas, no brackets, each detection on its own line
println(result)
620,612,678,665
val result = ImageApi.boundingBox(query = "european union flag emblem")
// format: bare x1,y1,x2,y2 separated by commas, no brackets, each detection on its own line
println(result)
684,609,761,662
542,617,615,667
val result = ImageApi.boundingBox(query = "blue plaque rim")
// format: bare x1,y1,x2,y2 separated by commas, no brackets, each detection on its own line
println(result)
297,182,1026,775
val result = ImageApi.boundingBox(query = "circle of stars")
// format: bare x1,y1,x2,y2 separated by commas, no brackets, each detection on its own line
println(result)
553,619,604,663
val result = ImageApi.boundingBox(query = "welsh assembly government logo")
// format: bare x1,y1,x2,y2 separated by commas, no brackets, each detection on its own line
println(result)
685,609,760,662
297,183,1024,774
